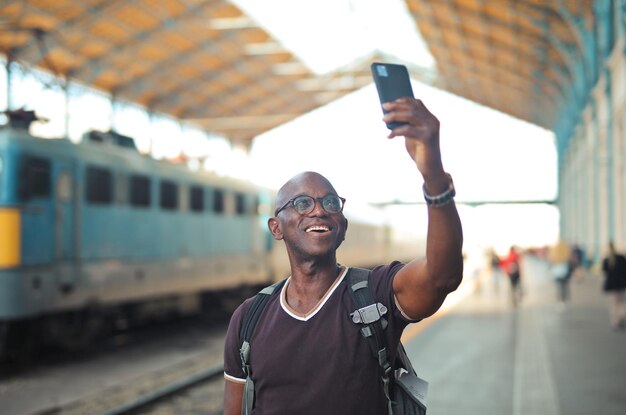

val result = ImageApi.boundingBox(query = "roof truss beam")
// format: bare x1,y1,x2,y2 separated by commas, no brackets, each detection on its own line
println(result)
72,0,219,82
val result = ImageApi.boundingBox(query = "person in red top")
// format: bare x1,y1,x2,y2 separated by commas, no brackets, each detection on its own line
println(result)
500,246,522,306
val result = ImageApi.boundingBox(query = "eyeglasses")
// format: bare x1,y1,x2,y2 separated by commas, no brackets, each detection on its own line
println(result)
275,195,346,216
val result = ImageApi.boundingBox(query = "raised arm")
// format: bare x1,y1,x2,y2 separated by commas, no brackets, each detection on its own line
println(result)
383,97,464,319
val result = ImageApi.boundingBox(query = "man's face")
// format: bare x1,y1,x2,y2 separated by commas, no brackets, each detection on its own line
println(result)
269,173,347,259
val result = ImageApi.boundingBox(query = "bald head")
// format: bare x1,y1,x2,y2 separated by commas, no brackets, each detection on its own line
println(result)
275,171,338,214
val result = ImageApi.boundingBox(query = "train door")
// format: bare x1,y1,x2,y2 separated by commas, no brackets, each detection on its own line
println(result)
54,159,76,261
18,155,55,265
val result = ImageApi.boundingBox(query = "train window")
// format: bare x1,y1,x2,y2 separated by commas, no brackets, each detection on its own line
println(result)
190,185,204,212
160,180,178,210
235,192,246,215
18,156,51,201
213,189,224,213
85,166,113,204
129,175,151,207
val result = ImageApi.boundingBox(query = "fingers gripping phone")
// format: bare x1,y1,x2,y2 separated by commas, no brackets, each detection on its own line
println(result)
371,62,415,130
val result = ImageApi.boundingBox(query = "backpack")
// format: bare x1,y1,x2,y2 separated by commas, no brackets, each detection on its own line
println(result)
239,278,287,415
238,267,428,415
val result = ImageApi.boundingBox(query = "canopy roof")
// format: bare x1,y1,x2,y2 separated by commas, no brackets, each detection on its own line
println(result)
0,0,600,144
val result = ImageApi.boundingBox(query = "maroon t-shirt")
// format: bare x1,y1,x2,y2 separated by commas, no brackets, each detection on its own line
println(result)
223,262,414,415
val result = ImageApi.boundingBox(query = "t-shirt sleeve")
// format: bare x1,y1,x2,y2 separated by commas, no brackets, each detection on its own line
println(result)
223,300,250,383
370,261,419,323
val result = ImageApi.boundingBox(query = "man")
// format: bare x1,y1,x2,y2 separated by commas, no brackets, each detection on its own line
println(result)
223,97,463,414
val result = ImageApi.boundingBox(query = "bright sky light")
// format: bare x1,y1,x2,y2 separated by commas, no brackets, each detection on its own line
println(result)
232,0,435,74
232,0,557,208
247,81,559,253
248,81,557,205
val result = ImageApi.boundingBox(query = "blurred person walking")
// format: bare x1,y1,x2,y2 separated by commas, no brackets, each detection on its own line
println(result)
488,248,502,293
500,246,522,307
570,243,586,281
601,241,626,330
548,240,573,310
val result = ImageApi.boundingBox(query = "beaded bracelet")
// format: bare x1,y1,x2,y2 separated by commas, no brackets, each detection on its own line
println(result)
422,174,456,207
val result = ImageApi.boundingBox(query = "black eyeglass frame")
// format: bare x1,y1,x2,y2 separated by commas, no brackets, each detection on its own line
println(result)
274,195,346,216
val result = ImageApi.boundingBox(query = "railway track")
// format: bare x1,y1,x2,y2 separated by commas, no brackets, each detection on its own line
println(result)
36,360,225,415
0,315,230,415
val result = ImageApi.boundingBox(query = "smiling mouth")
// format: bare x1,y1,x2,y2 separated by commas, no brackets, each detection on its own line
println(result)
305,225,330,233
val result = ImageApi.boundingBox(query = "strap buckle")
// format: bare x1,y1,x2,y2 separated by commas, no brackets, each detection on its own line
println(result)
240,340,251,375
351,303,388,324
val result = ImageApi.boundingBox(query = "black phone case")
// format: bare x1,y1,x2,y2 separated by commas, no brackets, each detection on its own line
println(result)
371,62,414,130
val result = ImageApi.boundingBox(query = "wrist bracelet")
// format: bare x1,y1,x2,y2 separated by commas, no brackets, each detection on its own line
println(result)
423,174,455,207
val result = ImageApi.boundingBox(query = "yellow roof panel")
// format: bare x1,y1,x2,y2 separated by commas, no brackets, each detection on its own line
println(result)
0,0,603,143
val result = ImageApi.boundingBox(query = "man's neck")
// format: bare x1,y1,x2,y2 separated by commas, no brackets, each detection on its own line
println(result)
286,264,344,315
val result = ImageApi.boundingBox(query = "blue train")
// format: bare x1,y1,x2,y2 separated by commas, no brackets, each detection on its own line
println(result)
0,110,423,357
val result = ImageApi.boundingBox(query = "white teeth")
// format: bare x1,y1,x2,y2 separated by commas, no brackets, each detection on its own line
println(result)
306,225,330,232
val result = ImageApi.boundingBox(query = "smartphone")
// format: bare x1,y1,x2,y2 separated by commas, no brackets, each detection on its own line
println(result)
371,62,414,130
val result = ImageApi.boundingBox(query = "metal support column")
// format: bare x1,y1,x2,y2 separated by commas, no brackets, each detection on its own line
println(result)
605,68,615,243
5,55,12,110
591,99,603,262
63,75,70,138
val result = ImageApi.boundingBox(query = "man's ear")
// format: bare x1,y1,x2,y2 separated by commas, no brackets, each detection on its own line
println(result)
268,217,284,240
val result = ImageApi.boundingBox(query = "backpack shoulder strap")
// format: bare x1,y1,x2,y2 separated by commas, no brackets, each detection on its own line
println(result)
347,267,394,415
239,279,286,346
238,278,287,415
347,267,389,350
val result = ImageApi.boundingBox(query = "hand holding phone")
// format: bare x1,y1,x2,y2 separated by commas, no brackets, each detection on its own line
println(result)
371,62,415,130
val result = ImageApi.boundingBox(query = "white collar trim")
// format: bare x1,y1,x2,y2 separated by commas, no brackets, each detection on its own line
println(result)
280,266,349,321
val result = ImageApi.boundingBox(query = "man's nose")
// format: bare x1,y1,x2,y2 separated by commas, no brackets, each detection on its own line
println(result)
309,198,327,216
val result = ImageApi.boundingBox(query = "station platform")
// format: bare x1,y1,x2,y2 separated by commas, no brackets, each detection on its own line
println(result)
403,255,626,415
